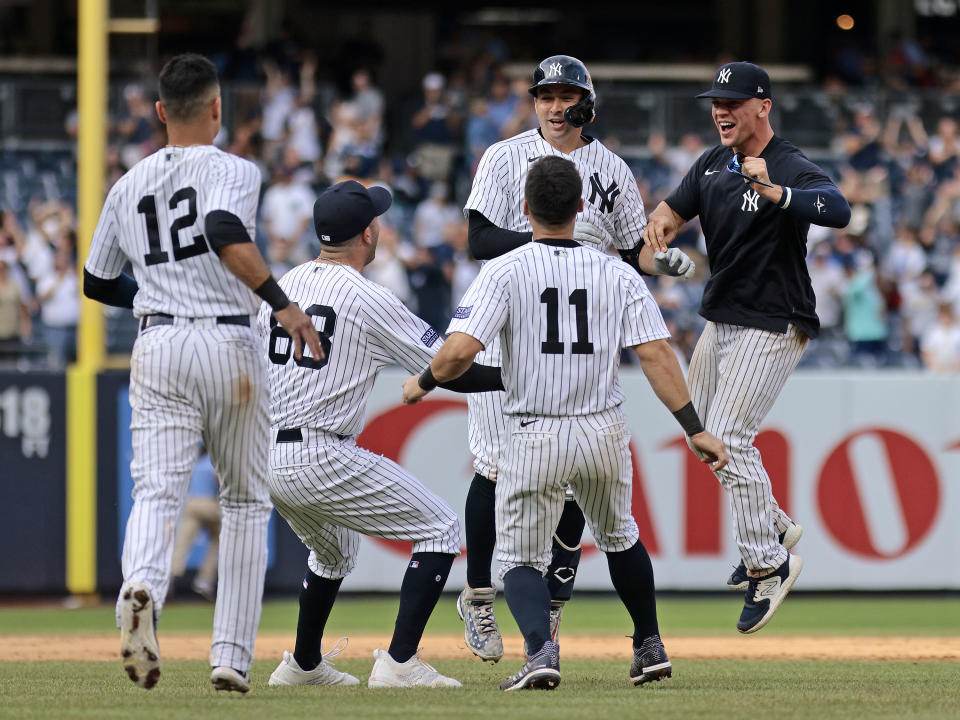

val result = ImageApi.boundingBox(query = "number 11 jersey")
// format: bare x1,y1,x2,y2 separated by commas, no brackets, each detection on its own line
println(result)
257,261,441,436
447,240,670,416
86,146,261,318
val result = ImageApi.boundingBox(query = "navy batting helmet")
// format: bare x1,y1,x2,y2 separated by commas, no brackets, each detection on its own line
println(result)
528,54,596,127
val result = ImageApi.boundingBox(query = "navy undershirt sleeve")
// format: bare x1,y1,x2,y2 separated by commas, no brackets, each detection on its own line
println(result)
83,269,138,308
467,210,532,260
778,185,851,228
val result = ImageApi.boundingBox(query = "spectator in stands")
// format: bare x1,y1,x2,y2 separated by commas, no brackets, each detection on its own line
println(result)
808,240,847,339
349,67,385,146
928,116,960,182
882,225,927,291
920,302,960,373
116,84,158,169
0,249,31,363
34,241,78,368
499,77,536,140
261,151,315,276
285,57,322,169
413,181,460,250
842,253,889,366
362,220,413,306
260,58,297,165
901,269,943,361
409,72,462,183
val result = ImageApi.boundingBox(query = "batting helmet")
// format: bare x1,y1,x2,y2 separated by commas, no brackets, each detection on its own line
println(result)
528,54,596,127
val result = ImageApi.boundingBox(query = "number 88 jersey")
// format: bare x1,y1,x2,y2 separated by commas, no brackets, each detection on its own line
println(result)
257,260,441,437
86,146,261,318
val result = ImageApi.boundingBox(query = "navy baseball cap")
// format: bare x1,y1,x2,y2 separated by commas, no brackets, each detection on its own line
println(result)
696,62,771,100
313,180,392,244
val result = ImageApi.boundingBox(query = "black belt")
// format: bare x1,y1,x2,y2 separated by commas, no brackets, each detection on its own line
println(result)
276,428,347,443
140,313,250,331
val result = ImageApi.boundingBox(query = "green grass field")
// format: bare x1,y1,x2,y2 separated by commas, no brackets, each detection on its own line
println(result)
1,594,958,720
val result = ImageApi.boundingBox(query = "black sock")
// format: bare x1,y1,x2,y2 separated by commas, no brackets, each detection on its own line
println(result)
606,540,659,645
388,552,455,663
465,473,496,589
293,571,343,671
546,500,585,602
503,565,551,655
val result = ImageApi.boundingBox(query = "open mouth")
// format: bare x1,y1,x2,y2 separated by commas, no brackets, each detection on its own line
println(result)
548,117,565,130
718,121,735,135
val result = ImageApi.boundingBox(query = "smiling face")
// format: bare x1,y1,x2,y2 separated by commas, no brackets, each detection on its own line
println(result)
711,97,770,151
534,84,585,150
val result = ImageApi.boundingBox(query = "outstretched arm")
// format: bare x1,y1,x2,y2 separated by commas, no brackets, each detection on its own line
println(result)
632,338,728,471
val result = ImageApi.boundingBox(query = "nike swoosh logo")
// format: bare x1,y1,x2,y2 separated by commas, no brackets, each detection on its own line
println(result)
519,419,537,427
704,170,719,175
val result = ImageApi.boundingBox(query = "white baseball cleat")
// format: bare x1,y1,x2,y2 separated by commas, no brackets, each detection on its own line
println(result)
119,582,161,690
269,641,360,687
211,665,250,693
368,649,461,688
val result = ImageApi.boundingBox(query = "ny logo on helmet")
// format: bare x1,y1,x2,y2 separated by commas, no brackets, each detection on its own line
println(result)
718,68,732,83
549,62,563,77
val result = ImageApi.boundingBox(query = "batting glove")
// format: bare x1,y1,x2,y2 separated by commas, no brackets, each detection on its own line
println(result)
653,248,696,279
573,220,610,249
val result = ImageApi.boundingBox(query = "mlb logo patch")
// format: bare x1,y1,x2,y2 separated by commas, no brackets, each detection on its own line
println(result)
409,560,420,568
453,305,472,319
421,328,440,347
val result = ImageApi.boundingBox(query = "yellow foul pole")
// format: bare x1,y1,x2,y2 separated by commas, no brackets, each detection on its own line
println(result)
68,0,107,595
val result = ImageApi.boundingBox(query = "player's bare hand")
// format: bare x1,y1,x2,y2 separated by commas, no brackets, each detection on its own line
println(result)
690,430,729,472
642,214,675,253
274,302,324,361
740,156,779,199
573,220,610,249
653,247,696,279
402,375,428,405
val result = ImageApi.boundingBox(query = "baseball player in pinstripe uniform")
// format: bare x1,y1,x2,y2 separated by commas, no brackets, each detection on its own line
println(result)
458,54,697,662
644,62,850,633
84,54,322,693
405,156,728,690
259,180,501,689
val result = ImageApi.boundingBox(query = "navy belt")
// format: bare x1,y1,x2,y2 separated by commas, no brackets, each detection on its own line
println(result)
139,313,250,331
276,428,347,443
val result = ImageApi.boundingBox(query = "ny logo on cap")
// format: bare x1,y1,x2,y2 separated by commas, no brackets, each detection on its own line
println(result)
718,68,732,83
549,62,563,77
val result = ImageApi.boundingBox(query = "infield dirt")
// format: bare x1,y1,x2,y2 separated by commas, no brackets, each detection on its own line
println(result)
2,635,958,662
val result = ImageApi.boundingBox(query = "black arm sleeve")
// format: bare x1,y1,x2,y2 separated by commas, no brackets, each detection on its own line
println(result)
467,210,532,260
83,269,138,308
778,185,851,228
618,243,649,276
437,363,504,393
204,210,254,252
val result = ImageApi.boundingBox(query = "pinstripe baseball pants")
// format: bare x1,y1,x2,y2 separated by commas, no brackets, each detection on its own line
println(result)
268,432,461,580
687,321,807,574
495,406,638,577
120,320,272,672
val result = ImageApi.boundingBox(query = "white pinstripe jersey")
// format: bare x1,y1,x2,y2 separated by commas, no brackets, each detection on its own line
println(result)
86,145,261,318
464,128,646,364
257,261,441,436
447,240,670,416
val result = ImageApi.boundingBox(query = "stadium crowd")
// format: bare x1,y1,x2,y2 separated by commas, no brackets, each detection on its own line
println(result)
2,36,960,373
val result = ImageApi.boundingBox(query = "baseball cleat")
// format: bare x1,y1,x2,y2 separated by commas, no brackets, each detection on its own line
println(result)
211,666,250,693
737,554,803,634
727,524,803,590
119,582,161,690
500,640,561,691
456,586,503,662
268,648,360,686
368,649,461,688
629,634,672,686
